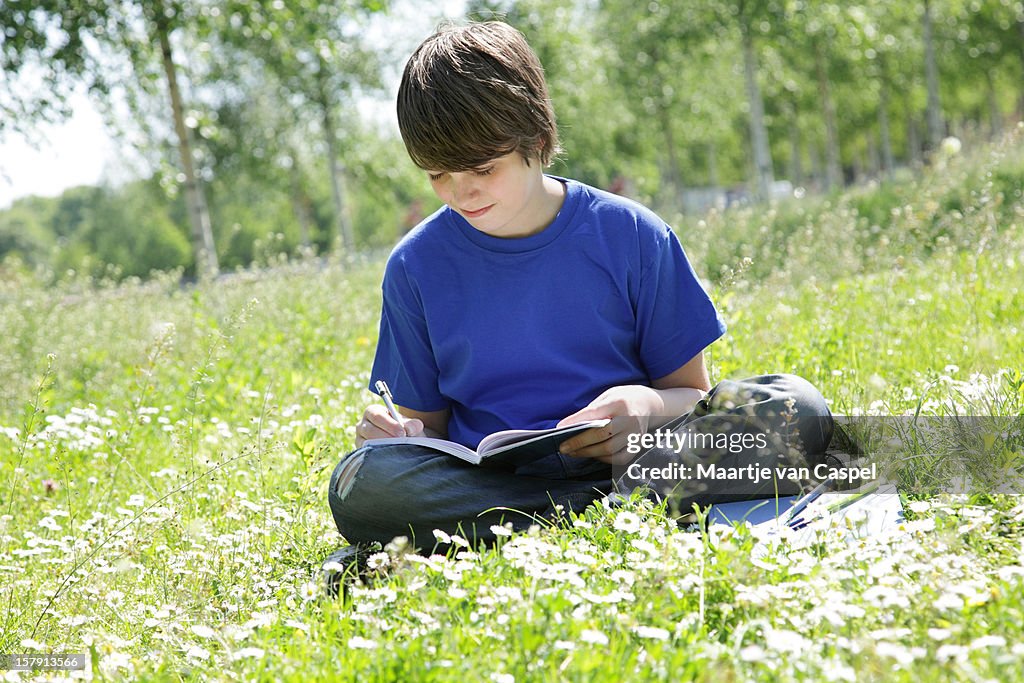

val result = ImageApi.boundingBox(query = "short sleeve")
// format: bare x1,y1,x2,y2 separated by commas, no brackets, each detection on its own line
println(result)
368,263,450,412
635,227,726,380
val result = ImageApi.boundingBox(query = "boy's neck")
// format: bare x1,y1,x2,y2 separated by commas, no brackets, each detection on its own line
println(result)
508,174,566,239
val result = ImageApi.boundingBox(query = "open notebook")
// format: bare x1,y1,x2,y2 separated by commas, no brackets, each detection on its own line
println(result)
364,419,611,467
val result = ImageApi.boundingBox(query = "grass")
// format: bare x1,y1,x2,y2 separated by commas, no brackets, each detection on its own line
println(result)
0,127,1022,681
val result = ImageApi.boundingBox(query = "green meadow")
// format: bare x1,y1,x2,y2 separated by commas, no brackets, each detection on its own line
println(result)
1,130,1022,681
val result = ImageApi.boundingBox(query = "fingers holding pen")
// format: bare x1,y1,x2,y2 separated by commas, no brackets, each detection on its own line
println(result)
355,404,423,446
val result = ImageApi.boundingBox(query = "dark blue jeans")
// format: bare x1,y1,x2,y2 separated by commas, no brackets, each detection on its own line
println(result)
327,374,832,547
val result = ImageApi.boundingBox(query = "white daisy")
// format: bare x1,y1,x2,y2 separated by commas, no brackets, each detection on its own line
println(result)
613,511,642,534
366,552,391,572
297,582,319,602
580,629,609,645
348,636,378,650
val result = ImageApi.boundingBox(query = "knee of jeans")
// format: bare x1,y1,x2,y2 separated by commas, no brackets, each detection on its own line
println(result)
775,374,834,452
327,444,431,539
327,447,372,538
775,374,829,415
329,447,370,502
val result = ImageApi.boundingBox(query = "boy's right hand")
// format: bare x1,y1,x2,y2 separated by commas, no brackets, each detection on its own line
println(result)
355,404,425,447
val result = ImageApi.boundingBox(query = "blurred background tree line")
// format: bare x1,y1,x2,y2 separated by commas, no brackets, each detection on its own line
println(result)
1,0,1022,281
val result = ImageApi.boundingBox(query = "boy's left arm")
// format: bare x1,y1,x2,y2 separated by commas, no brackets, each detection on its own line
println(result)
556,351,710,465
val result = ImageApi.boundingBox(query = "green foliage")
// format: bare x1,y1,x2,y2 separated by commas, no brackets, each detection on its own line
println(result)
0,203,55,267
3,0,1024,278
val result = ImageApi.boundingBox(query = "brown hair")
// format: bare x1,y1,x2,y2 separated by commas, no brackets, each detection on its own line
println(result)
396,21,560,172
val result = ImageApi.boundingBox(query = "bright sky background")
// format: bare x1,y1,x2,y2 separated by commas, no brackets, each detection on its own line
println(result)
0,0,467,210
0,89,121,209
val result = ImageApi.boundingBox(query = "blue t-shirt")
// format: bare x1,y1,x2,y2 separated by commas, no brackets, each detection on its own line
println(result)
369,178,726,449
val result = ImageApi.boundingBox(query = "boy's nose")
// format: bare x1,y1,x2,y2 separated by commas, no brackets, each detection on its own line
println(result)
451,174,478,204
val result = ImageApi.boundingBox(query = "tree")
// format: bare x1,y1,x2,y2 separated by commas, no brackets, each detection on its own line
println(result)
0,1,108,137
209,0,388,254
695,0,783,200
922,0,946,150
952,0,1024,136
592,0,744,205
148,0,219,277
2,1,220,277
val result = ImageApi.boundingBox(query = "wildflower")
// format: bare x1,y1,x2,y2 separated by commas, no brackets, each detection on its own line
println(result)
231,647,265,661
613,511,642,534
933,592,964,611
298,581,319,602
935,644,968,664
490,674,514,683
366,552,391,572
821,660,856,682
580,629,609,645
450,534,470,548
185,645,211,660
284,619,309,632
433,529,451,544
42,479,59,494
347,636,378,650
190,625,217,639
385,535,410,554
764,628,810,654
739,645,767,662
970,635,1007,650
490,524,513,537
940,136,962,157
875,642,923,666
633,626,670,641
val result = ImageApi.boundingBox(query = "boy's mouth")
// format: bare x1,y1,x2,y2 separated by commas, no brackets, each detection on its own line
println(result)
461,204,494,219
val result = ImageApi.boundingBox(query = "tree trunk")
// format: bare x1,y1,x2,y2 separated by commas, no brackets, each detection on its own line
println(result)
741,23,774,201
814,38,842,191
1018,18,1024,119
907,114,922,168
707,140,720,188
289,156,313,250
867,134,879,180
657,102,683,211
983,70,1003,138
153,3,218,279
317,56,354,253
877,72,894,180
922,0,944,151
809,143,822,190
787,102,802,186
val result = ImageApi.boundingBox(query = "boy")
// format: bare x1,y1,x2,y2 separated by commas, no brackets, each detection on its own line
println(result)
325,22,832,576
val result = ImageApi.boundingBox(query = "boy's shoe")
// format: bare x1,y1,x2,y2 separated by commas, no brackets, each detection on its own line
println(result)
322,542,381,599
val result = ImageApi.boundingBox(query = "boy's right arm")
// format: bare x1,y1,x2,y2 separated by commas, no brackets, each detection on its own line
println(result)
355,404,451,447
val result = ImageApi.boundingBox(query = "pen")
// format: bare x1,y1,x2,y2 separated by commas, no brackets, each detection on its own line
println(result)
789,480,884,530
374,380,404,425
783,477,834,527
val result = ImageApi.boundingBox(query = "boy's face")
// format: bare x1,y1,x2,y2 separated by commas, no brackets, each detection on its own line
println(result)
425,152,560,239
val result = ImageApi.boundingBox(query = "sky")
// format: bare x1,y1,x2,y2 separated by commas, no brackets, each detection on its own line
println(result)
0,89,121,209
0,0,468,211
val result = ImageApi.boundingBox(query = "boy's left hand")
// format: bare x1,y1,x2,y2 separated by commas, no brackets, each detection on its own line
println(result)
556,385,663,465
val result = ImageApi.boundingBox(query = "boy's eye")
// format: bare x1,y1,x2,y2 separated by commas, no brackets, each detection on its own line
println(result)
428,172,446,182
473,166,495,176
